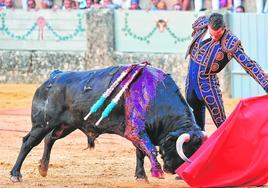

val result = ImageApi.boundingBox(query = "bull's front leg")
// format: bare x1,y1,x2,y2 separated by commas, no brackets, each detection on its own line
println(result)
125,118,164,179
135,148,147,181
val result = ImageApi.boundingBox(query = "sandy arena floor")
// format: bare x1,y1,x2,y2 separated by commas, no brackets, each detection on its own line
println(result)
0,84,240,188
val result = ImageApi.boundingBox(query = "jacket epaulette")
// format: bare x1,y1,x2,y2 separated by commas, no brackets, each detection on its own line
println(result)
221,30,241,54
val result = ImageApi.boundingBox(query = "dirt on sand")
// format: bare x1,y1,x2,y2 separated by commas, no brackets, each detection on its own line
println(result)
0,84,239,188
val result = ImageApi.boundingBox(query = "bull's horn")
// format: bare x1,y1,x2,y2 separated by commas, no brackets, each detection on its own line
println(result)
176,133,192,163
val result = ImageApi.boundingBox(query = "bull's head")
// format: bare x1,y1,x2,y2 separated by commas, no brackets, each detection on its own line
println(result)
159,130,206,174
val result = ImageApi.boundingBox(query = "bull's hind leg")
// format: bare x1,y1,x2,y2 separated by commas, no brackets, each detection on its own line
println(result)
38,124,76,177
10,125,54,182
125,118,164,179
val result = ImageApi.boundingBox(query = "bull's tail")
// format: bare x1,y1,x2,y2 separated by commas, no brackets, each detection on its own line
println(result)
31,70,63,128
32,69,68,129
31,84,51,128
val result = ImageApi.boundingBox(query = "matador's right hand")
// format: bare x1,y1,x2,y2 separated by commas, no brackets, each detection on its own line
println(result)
264,73,268,94
264,73,268,80
260,71,268,93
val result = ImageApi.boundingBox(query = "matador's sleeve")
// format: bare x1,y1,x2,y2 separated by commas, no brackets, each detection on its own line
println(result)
233,44,268,93
191,16,208,36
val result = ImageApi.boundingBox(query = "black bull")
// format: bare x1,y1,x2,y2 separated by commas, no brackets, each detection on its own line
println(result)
10,64,205,182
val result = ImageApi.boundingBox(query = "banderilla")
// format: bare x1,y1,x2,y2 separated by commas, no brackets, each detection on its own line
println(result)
84,64,137,120
95,63,148,126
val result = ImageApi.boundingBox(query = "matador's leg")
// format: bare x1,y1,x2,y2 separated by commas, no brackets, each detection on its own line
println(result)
202,86,226,127
186,89,206,130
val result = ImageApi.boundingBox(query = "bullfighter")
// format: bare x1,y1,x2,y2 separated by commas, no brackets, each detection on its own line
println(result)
185,13,268,130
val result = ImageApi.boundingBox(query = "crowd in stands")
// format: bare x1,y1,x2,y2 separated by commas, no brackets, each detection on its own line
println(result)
0,0,268,13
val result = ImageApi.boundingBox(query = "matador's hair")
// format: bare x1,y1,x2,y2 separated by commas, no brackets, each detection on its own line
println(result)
208,13,225,30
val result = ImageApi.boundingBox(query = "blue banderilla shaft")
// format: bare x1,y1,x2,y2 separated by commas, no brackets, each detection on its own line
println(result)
84,64,137,120
95,64,147,126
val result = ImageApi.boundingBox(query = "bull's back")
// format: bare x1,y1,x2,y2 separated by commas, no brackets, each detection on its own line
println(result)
32,66,132,131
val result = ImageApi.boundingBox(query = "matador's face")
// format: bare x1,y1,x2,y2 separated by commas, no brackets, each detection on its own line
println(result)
208,25,225,41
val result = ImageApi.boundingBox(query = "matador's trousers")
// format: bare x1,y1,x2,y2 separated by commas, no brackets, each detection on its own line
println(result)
186,61,226,130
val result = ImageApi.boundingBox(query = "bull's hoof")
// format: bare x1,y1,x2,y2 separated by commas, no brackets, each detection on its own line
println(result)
175,175,182,180
10,176,22,182
151,170,165,179
38,160,48,177
136,177,149,183
38,164,48,177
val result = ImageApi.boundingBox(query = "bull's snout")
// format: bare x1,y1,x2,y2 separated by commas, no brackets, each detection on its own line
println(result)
163,164,176,174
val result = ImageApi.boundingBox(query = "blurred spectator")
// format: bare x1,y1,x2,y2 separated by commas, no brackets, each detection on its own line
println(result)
219,0,227,7
112,0,131,9
100,0,111,7
235,4,244,12
148,0,160,10
194,0,204,11
63,0,72,9
62,0,80,9
71,0,78,8
41,0,53,8
227,0,233,8
264,0,268,12
212,0,220,10
214,0,242,10
52,0,63,10
225,0,243,12
76,0,87,9
129,0,140,9
219,0,232,8
21,0,28,9
256,0,263,13
129,2,139,9
180,0,190,10
255,0,268,13
173,3,182,10
0,0,5,8
27,0,36,9
4,0,13,8
156,0,166,10
100,0,120,9
91,0,101,8
172,1,182,10
86,0,91,8
233,0,242,9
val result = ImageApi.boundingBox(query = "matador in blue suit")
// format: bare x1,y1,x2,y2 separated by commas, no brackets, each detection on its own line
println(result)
185,13,268,130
